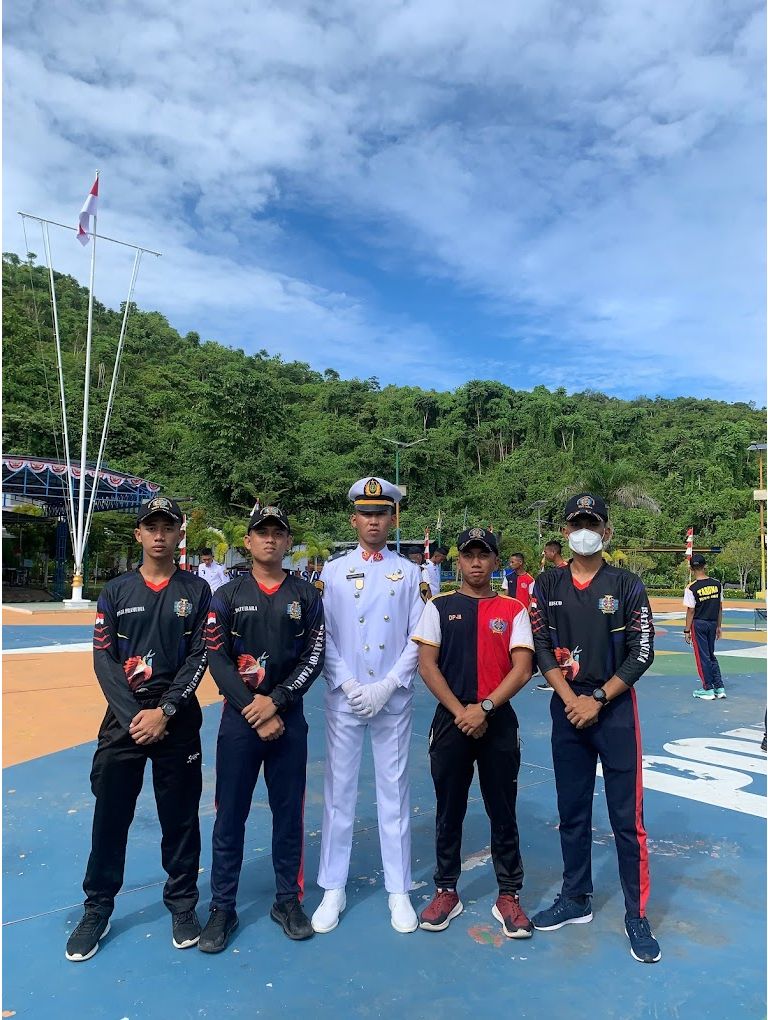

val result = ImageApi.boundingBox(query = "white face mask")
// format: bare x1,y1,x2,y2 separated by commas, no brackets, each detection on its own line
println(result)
568,528,604,556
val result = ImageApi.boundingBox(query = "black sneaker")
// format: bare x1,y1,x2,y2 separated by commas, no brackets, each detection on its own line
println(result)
762,734,767,753
270,897,314,940
625,916,661,963
172,908,201,949
532,893,592,930
198,908,239,953
65,910,111,962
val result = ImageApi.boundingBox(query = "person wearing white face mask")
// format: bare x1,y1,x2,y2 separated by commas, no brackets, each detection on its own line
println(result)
527,494,661,965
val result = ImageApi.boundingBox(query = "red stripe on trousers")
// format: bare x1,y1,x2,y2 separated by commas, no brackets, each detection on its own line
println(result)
297,793,306,901
630,688,650,918
690,622,707,687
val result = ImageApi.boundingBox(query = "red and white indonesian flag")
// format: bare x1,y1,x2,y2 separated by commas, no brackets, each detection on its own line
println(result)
424,528,431,561
685,527,694,560
77,176,99,245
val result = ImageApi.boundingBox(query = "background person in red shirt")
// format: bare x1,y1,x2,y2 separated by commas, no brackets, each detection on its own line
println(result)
501,552,535,607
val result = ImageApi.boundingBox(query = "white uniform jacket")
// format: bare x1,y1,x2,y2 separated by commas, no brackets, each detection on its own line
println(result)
321,546,424,716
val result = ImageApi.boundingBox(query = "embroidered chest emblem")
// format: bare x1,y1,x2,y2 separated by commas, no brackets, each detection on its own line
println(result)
174,597,192,618
489,617,508,634
286,600,302,621
598,595,618,614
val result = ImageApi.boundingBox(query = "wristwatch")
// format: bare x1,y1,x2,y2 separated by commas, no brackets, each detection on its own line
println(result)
480,698,495,716
591,688,608,706
160,702,177,718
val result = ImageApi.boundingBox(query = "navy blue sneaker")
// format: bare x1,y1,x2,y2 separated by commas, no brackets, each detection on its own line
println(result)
532,894,592,931
625,916,661,963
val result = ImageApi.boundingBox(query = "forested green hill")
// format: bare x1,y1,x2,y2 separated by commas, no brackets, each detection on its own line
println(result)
3,252,765,589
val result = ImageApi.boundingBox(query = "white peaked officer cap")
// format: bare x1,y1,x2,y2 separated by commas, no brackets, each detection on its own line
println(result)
348,477,403,512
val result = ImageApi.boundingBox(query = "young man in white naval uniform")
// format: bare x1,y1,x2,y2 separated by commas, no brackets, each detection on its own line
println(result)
311,477,428,935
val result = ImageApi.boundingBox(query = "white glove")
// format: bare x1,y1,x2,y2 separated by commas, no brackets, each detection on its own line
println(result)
348,677,398,718
341,679,362,703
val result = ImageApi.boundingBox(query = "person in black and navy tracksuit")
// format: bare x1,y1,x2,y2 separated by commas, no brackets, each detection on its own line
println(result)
529,493,662,965
65,496,211,963
683,553,725,702
199,505,325,953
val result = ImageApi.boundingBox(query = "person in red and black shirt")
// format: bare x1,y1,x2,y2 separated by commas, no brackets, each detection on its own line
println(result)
413,527,534,939
66,496,211,963
199,505,325,952
529,493,661,964
501,552,535,607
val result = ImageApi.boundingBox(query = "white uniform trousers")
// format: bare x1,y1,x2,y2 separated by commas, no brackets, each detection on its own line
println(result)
318,708,412,894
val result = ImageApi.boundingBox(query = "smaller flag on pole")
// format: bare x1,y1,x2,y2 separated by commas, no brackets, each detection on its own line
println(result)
424,528,431,562
179,514,188,570
77,175,99,246
685,527,694,560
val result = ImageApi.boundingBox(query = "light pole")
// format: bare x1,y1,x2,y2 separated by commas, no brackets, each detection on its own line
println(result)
379,435,428,553
748,443,767,599
527,499,548,544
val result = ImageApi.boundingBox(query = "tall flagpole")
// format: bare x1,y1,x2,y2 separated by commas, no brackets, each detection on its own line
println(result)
20,184,160,607
71,170,100,602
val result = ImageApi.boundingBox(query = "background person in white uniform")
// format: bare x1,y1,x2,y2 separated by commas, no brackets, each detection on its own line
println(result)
197,548,230,594
424,545,448,597
311,477,428,935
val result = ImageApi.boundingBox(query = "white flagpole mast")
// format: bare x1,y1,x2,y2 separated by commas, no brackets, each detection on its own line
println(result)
83,248,143,545
18,185,160,607
40,222,77,543
71,169,100,602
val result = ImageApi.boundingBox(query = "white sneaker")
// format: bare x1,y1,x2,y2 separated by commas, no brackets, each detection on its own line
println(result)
388,893,418,933
311,888,346,933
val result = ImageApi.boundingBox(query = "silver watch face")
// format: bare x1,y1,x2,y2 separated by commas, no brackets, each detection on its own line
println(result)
481,699,494,713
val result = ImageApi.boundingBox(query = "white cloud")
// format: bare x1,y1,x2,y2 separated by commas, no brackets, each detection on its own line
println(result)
3,0,764,401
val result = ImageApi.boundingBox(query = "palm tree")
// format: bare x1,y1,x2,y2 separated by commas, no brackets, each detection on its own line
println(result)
566,460,661,514
293,531,331,571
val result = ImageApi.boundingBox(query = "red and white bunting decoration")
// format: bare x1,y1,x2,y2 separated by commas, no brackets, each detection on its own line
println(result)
423,527,431,561
77,176,99,246
685,527,694,560
179,515,188,569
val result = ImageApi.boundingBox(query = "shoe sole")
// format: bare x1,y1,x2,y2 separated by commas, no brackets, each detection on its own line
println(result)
391,914,419,933
626,929,661,963
491,904,533,939
198,919,239,954
419,900,464,932
713,693,726,699
311,898,346,934
172,933,201,949
270,907,314,941
692,693,715,700
534,685,550,692
533,912,592,931
65,920,111,962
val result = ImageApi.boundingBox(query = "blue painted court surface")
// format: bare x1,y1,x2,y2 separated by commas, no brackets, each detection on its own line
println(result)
3,625,94,649
3,611,766,1018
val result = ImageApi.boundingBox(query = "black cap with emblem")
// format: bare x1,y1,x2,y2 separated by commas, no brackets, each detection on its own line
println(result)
457,527,499,553
564,493,609,523
248,504,291,532
136,496,184,526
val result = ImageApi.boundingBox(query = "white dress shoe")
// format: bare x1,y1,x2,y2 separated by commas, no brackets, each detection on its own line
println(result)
311,889,346,933
388,893,418,933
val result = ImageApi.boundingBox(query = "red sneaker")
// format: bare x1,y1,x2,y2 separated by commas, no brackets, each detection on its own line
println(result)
492,894,533,939
419,889,463,931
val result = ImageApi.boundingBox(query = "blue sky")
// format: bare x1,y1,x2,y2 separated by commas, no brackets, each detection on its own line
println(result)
4,0,765,402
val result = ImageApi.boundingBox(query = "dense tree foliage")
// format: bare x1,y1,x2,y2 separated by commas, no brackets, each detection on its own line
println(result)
3,252,765,589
